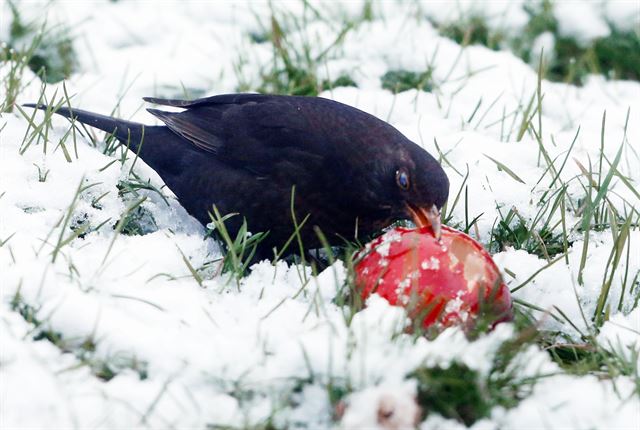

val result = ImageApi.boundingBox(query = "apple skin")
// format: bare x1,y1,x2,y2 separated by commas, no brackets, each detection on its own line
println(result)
354,226,513,333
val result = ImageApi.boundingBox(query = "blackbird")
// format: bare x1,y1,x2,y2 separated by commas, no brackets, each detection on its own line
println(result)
26,94,449,259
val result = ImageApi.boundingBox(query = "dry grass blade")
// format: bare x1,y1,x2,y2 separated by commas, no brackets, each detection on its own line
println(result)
484,155,526,184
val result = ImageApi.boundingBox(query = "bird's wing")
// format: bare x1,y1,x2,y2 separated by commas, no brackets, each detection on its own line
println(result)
143,93,271,109
145,95,328,177
146,107,225,154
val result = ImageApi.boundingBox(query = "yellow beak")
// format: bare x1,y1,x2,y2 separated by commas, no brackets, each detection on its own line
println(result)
407,204,442,239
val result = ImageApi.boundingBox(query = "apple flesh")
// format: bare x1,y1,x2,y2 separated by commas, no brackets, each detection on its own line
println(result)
354,226,512,334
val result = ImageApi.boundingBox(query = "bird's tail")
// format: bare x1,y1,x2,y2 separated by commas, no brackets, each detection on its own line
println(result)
23,103,146,149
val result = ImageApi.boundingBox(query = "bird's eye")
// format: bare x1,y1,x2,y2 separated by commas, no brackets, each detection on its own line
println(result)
395,169,410,190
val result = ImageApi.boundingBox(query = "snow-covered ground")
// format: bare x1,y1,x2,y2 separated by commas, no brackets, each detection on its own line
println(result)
1,1,639,429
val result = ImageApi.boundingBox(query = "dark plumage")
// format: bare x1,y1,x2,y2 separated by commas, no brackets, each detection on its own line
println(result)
26,94,449,259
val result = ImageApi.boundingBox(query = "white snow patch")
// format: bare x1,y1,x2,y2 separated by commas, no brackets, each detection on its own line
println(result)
340,381,420,429
598,307,640,365
603,0,640,32
554,1,610,46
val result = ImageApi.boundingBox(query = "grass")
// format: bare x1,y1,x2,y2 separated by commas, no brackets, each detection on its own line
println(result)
412,363,493,425
380,69,434,94
488,208,568,258
207,206,270,283
10,288,148,382
436,14,507,51
427,0,640,85
242,6,359,96
116,174,166,236
4,1,77,86
1,1,639,428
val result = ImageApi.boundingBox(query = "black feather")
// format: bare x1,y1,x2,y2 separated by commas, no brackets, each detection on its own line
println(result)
25,94,450,260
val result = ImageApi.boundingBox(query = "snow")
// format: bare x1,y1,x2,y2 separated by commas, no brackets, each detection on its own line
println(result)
598,306,640,365
419,0,530,36
530,31,556,65
554,1,611,46
495,230,640,337
1,1,639,429
496,374,640,430
339,380,421,429
603,0,640,32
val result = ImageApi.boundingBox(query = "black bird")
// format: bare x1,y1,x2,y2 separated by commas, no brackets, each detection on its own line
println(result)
26,94,449,259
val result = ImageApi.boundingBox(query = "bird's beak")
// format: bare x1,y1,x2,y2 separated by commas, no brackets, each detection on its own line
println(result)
407,204,442,239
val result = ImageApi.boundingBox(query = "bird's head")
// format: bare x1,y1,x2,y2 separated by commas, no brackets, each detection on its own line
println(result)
394,142,450,238
354,137,449,238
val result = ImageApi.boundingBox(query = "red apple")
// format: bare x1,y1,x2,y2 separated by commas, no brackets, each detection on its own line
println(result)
354,226,512,334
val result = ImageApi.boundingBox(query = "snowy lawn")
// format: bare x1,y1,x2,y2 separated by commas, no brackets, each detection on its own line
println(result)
1,1,639,429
